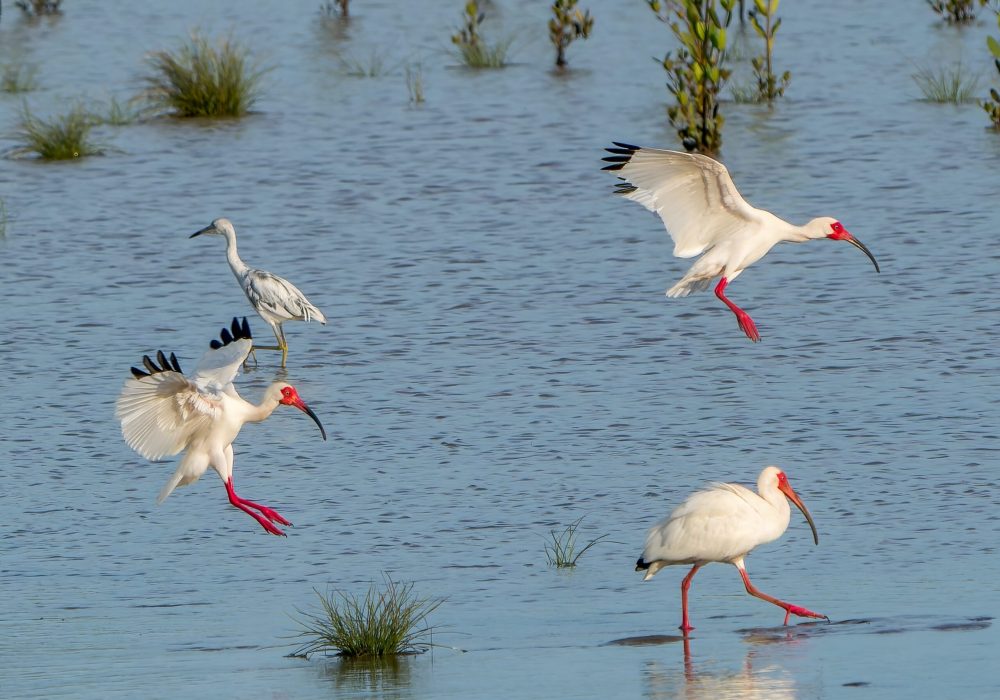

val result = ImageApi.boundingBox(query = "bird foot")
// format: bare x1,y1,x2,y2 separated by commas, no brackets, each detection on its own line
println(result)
782,604,827,625
735,311,761,343
252,503,292,527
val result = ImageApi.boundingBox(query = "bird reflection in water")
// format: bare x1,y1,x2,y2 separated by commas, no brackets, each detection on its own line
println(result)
641,637,799,700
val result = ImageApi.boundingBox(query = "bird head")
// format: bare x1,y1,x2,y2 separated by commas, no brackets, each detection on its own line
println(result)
807,217,880,272
271,383,327,441
766,467,819,546
190,218,236,239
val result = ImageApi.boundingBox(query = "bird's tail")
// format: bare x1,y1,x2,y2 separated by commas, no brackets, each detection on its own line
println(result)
666,276,714,298
157,471,184,504
305,306,327,325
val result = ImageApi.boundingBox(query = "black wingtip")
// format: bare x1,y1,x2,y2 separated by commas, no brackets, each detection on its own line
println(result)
210,339,222,350
240,317,252,340
132,350,177,378
614,184,638,195
169,352,182,373
612,141,640,151
130,367,150,379
211,316,252,350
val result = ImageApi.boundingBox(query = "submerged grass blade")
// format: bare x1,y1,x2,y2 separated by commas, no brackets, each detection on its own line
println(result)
545,516,610,568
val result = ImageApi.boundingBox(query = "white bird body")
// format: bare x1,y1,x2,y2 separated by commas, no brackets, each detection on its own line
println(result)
637,466,825,633
116,318,327,536
603,144,880,341
191,218,326,367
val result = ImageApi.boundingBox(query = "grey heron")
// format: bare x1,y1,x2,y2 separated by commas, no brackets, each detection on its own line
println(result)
190,218,327,367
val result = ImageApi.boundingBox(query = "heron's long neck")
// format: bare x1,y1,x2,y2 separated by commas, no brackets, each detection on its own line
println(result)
223,230,250,278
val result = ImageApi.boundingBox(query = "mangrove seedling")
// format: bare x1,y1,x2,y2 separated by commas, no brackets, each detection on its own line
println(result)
451,1,511,69
926,0,989,22
142,32,264,118
549,0,594,69
545,517,610,568
985,13,1000,127
747,0,789,102
648,0,737,155
292,576,442,658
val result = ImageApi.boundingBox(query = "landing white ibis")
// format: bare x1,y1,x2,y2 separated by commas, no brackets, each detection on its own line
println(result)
636,466,827,633
603,144,880,342
115,317,327,536
190,218,327,368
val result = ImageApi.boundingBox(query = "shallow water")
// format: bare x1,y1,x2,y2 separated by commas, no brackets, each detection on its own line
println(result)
1,1,999,698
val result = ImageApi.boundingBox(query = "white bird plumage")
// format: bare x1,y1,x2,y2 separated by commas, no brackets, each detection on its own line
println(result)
603,143,880,342
115,317,327,536
636,466,826,633
190,218,327,367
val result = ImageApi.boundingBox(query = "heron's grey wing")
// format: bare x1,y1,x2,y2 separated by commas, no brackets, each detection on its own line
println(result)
243,269,326,323
606,146,761,258
116,372,221,461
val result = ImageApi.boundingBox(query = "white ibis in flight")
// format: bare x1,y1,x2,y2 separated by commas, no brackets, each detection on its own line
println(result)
115,317,327,536
603,144,880,342
190,218,327,368
636,466,827,634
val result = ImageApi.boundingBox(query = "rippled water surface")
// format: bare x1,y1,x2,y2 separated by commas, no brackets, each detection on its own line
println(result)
2,1,999,698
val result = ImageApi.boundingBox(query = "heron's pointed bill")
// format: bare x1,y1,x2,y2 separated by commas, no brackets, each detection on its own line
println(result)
845,235,880,273
778,480,819,545
189,223,217,239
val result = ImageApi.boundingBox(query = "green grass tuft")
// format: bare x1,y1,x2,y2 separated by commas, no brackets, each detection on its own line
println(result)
544,516,609,568
1,61,40,93
454,38,512,69
913,63,980,103
11,104,103,160
292,576,442,659
336,50,391,78
142,32,264,118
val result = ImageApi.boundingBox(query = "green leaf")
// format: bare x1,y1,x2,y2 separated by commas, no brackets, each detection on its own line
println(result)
988,35,1000,59
754,0,767,14
773,17,782,34
769,0,780,14
695,20,706,41
750,15,764,36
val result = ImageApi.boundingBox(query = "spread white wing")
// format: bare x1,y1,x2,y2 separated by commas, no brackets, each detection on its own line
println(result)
603,144,762,258
115,319,254,461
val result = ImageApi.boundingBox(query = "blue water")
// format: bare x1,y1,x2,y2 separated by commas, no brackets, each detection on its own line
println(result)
2,1,999,698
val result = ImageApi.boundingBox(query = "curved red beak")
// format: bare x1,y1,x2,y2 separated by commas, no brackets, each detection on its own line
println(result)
284,396,327,441
778,478,819,545
829,227,880,273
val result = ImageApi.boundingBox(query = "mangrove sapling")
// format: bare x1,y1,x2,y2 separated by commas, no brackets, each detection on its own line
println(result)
926,0,989,23
985,15,1000,127
647,0,737,155
747,0,789,102
549,0,594,69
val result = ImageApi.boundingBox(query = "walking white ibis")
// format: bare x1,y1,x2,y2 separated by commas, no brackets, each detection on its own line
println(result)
115,317,327,536
602,144,880,342
636,466,826,634
190,218,327,368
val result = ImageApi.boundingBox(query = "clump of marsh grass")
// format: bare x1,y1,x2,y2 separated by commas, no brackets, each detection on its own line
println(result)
451,1,512,69
913,62,980,103
335,50,391,78
405,62,425,103
96,96,143,125
292,577,442,659
15,0,62,17
544,516,610,568
10,104,103,160
1,61,40,93
142,32,264,118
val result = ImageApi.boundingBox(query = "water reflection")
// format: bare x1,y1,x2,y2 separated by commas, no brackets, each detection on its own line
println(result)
318,655,415,698
642,638,798,700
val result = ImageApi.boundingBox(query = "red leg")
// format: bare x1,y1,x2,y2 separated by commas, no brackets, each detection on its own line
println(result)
715,277,760,343
679,564,701,634
225,478,288,536
737,566,827,624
